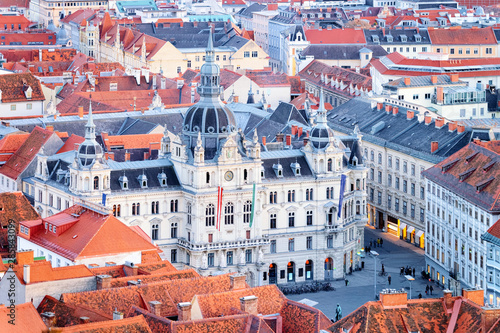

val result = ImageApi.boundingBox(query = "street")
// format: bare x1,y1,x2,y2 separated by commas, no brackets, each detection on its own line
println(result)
287,227,443,320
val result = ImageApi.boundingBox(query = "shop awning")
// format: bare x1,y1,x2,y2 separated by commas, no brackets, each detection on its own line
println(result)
407,226,415,234
399,222,407,230
416,230,424,238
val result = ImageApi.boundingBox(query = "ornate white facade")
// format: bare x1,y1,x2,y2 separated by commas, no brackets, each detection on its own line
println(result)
27,32,368,287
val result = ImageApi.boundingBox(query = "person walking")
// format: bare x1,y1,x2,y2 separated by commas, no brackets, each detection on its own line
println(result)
413,268,415,277
381,264,385,274
418,293,422,299
425,285,429,295
335,304,342,322
380,238,384,247
430,285,433,295
388,275,392,285
345,279,349,287
400,267,404,276
377,238,380,247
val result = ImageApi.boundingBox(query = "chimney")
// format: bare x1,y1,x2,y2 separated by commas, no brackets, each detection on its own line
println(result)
404,77,411,86
240,296,258,315
177,302,192,321
385,104,392,113
41,312,56,327
462,289,484,306
141,108,145,115
407,110,414,120
124,151,131,162
377,102,383,110
291,125,297,136
448,122,457,132
435,117,445,128
431,141,439,153
23,264,30,284
46,125,54,132
113,309,124,320
149,301,162,316
425,115,432,125
230,273,247,291
457,124,465,133
234,95,239,103
450,73,459,83
285,135,292,147
78,106,84,119
392,106,398,116
380,290,408,308
79,317,90,324
262,136,266,146
436,86,444,103
96,274,112,290
123,262,137,276
298,127,303,138
431,75,438,84
443,289,453,309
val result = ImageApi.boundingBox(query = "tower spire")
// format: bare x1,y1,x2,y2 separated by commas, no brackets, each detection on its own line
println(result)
85,96,96,140
317,87,327,124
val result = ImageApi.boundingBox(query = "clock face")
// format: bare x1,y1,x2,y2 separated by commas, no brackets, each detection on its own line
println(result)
224,171,234,181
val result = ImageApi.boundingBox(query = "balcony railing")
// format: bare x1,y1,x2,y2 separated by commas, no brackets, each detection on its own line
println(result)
178,237,269,252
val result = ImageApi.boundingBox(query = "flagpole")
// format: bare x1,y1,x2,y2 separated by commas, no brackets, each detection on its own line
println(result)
250,183,256,228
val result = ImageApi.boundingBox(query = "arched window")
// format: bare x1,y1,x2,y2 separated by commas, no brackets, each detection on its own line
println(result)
170,199,178,212
378,153,382,164
151,201,159,214
327,158,332,172
224,202,234,225
151,224,159,240
206,172,210,184
288,190,295,202
356,201,361,215
327,207,335,225
269,191,277,204
370,150,374,161
170,222,178,238
243,200,252,223
244,169,248,181
206,204,215,226
113,204,121,217
356,179,360,190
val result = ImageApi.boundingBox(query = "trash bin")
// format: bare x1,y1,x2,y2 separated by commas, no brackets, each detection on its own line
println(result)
361,261,365,269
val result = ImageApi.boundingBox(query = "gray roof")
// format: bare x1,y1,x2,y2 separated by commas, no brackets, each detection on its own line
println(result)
383,75,464,89
135,22,247,50
236,3,267,18
494,29,500,44
261,155,313,181
328,97,483,164
301,44,388,60
364,28,430,45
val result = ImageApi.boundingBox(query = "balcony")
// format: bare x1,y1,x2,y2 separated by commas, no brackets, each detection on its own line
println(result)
325,224,342,233
178,237,269,252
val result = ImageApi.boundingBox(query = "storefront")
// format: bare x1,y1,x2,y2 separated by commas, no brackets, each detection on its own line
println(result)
407,226,415,243
387,215,399,236
399,222,407,239
415,230,425,248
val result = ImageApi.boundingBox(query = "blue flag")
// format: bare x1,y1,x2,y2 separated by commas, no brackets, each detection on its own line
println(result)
338,174,346,218
102,193,107,206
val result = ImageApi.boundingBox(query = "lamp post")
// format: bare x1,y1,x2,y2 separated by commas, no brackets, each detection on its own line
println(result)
371,250,379,299
405,275,415,299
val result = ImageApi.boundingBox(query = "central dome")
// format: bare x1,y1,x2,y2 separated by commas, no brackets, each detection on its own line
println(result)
183,104,236,135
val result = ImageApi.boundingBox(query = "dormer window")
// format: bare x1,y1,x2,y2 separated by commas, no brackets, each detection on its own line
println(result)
273,163,283,178
137,173,148,188
56,169,66,182
372,35,379,43
157,172,168,187
386,35,393,42
290,162,301,176
400,35,407,42
24,85,32,99
119,174,128,190
53,226,56,233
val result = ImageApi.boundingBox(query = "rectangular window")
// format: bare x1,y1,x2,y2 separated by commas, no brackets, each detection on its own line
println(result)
425,93,431,99
270,213,277,229
420,208,425,222
377,191,382,205
208,253,214,266
387,195,392,210
403,180,407,193
244,51,250,58
288,238,294,252
395,177,400,190
208,233,213,243
378,171,382,184
245,249,252,263
252,51,258,57
327,235,333,248
171,249,177,263
388,174,392,187
187,60,191,68
226,251,233,265
10,105,15,111
306,210,313,226
306,236,312,250
403,201,407,215
395,198,399,212
411,204,415,218
270,240,276,253
288,212,295,227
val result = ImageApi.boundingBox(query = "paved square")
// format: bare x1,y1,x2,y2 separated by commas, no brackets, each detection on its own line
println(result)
287,227,443,319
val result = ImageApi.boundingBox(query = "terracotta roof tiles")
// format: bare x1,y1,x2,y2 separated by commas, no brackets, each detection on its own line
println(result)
428,27,497,45
55,314,152,332
57,134,85,154
109,269,199,288
0,302,46,333
0,72,44,103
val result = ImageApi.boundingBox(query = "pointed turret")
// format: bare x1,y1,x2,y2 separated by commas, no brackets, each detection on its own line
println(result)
85,98,96,141
77,97,105,168
309,88,335,150
247,84,255,104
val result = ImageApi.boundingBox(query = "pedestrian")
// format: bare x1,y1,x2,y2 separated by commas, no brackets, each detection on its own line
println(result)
345,279,349,286
425,285,429,295
413,268,415,277
400,267,404,276
430,286,433,295
335,304,342,322
369,241,372,248
377,238,380,247
418,293,422,299
388,275,391,285
380,238,384,246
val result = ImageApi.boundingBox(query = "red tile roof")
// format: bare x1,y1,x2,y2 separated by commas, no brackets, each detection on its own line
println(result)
37,295,112,327
19,204,157,261
428,26,497,45
422,141,500,213
288,75,303,94
101,133,163,151
57,134,85,154
0,302,46,333
290,92,318,110
0,72,44,103
60,8,96,25
0,126,58,180
305,28,366,45
0,133,29,162
55,314,152,332
246,69,291,87
109,269,199,288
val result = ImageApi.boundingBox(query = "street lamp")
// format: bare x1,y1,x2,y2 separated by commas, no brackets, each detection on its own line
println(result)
371,250,379,299
405,275,415,299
